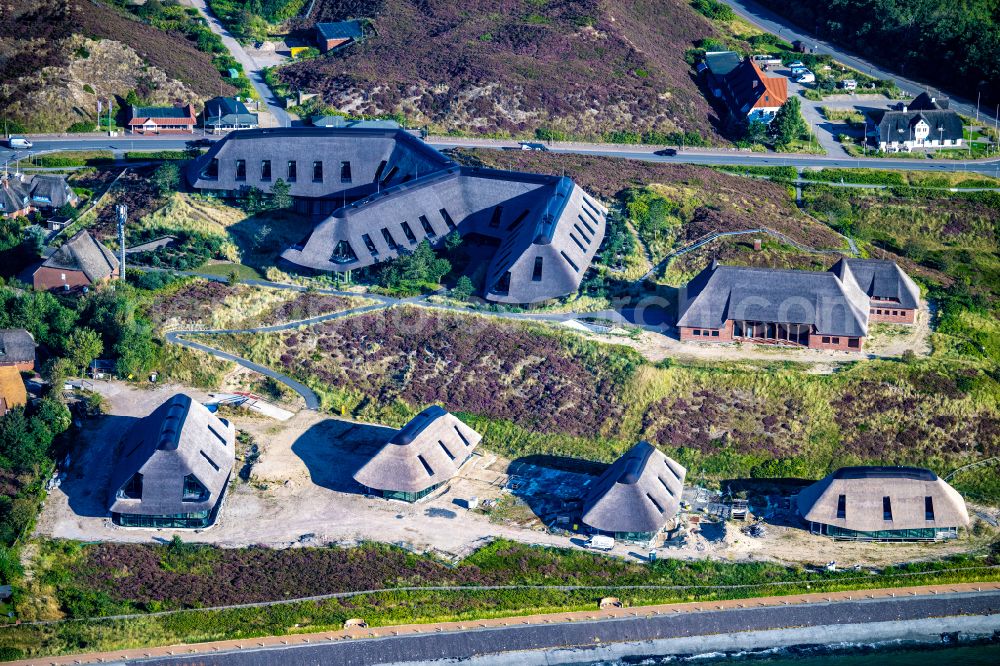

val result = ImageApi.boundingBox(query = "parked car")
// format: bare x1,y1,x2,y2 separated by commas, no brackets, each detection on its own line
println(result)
655,148,677,156
6,136,32,149
588,535,615,551
519,142,548,151
795,72,816,84
790,66,809,75
788,61,805,69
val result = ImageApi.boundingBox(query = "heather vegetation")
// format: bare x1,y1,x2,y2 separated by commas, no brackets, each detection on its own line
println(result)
276,0,721,140
4,537,998,657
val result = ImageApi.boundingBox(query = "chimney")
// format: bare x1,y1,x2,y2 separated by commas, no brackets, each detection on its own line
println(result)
930,96,936,104
752,79,758,89
753,238,762,251
902,105,908,112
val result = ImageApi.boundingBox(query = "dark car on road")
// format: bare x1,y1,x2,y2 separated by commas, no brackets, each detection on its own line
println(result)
655,148,677,156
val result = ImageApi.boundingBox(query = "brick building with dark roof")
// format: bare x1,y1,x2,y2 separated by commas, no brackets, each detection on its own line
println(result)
677,258,919,351
127,105,197,134
0,329,36,371
33,230,119,293
315,20,364,52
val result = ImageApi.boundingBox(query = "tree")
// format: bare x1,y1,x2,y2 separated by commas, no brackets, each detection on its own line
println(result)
744,120,768,145
151,162,181,195
270,178,292,209
114,322,158,379
772,97,806,146
24,226,46,258
64,327,104,373
452,275,474,301
242,186,266,214
444,231,463,252
124,89,140,107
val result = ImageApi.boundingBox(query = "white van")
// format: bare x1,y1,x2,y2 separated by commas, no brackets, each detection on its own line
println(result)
7,136,32,149
588,535,615,551
795,72,816,84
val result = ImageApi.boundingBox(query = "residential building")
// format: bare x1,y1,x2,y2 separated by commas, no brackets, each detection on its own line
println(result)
0,329,36,371
0,366,26,417
580,441,686,543
677,258,919,351
0,174,31,218
353,406,481,502
315,20,364,52
33,230,119,292
203,97,259,133
797,466,970,541
701,51,788,124
108,393,235,528
187,128,608,304
127,104,198,134
875,93,963,152
25,174,78,209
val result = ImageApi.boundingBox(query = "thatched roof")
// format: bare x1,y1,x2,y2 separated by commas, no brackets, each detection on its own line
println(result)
832,258,920,309
797,466,970,532
581,441,686,535
0,329,35,366
0,366,26,415
353,406,481,494
41,230,118,282
108,393,235,518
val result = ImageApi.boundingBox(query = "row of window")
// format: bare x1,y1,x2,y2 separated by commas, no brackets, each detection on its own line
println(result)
819,336,861,348
116,472,209,502
227,160,353,184
690,329,720,337
331,209,459,264
835,494,935,521
871,308,904,316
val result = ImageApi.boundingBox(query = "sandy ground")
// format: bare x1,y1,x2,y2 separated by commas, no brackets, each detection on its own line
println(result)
34,380,991,568
588,302,932,367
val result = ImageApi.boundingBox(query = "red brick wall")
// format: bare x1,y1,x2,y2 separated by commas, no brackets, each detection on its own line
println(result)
0,361,34,372
32,267,116,292
678,320,733,342
869,306,915,324
322,38,350,52
807,334,864,351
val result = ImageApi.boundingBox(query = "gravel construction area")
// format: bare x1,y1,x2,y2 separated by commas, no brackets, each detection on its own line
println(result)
34,382,983,567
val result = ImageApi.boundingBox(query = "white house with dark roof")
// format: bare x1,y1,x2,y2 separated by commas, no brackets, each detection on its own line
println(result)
875,93,963,152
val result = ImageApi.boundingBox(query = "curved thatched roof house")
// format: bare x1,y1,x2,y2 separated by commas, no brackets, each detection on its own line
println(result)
581,441,686,542
797,466,970,541
108,393,235,528
354,406,481,502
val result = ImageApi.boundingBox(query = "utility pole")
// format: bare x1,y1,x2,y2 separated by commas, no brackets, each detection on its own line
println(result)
976,91,981,123
117,204,127,281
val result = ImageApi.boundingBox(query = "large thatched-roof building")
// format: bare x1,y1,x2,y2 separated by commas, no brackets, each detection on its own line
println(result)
353,406,481,502
108,393,235,528
186,128,607,304
797,466,970,541
581,441,686,542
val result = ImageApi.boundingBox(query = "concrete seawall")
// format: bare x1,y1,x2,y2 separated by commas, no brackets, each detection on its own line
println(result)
437,614,1000,666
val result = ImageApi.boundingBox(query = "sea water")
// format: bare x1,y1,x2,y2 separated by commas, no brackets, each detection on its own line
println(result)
583,641,1000,665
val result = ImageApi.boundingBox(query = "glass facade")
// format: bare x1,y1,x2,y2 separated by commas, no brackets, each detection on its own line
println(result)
381,482,444,503
613,531,656,543
814,523,957,541
733,320,809,345
113,511,212,529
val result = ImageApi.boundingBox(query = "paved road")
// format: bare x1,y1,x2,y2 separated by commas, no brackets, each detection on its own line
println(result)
165,332,322,409
129,589,1000,665
719,0,999,125
182,0,290,127
5,136,1000,177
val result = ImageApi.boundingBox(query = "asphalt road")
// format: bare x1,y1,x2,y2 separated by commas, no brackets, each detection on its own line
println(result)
719,0,999,125
4,136,1000,176
134,590,1000,665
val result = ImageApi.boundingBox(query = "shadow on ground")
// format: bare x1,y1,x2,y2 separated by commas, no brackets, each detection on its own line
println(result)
63,415,140,519
290,418,397,494
505,455,605,527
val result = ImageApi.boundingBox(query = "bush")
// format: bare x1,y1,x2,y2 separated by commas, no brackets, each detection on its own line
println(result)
66,120,97,133
691,0,736,22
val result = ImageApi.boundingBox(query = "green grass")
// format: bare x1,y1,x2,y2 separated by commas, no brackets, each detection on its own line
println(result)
4,538,998,660
29,151,114,167
194,263,264,281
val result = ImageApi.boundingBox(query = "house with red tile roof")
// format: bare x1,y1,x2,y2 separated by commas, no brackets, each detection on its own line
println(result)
127,105,197,134
701,52,788,125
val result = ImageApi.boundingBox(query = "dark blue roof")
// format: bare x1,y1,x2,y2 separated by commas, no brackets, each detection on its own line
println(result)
316,21,363,41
